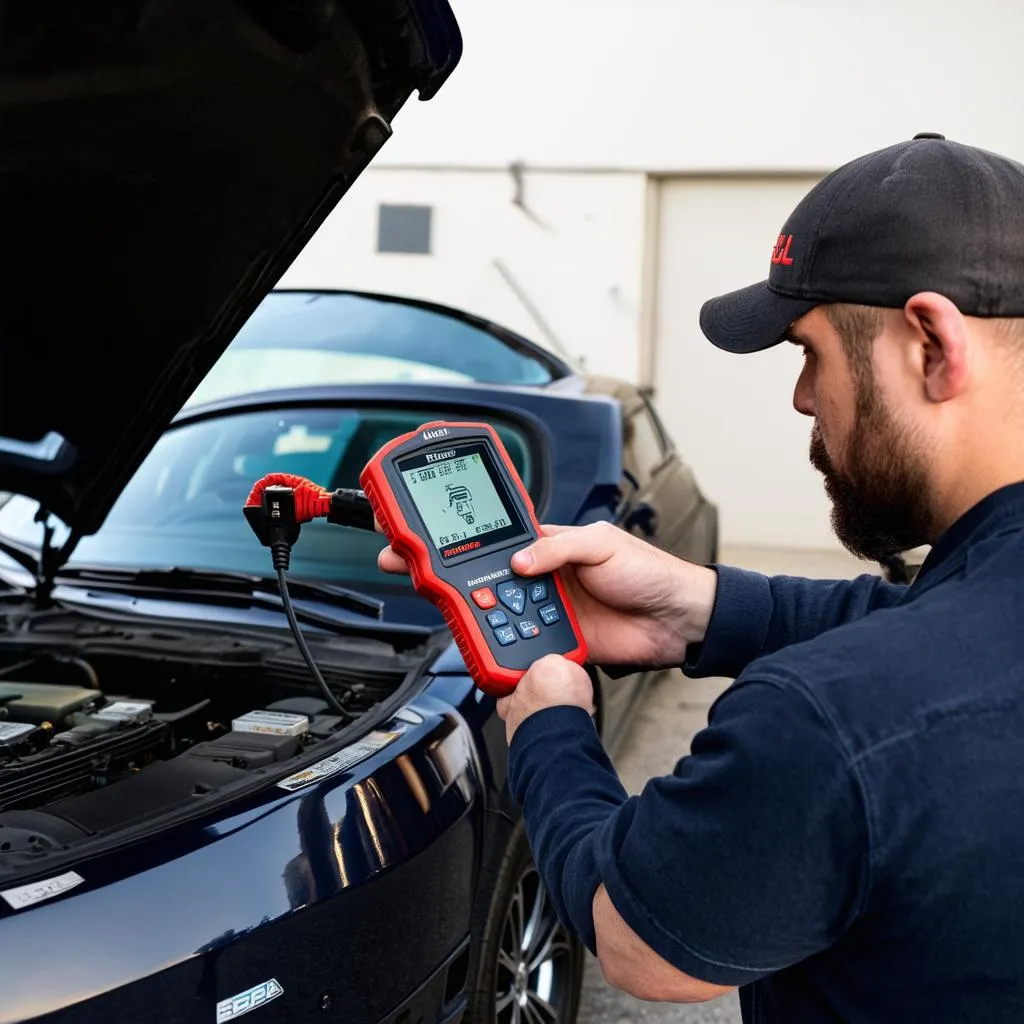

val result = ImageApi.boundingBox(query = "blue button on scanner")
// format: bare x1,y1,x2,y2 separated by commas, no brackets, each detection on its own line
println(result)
486,610,509,628
528,581,548,604
494,625,518,646
498,583,526,616
538,604,560,626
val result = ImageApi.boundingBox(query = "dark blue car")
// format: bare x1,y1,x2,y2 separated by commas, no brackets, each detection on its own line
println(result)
0,7,717,1024
0,282,719,1023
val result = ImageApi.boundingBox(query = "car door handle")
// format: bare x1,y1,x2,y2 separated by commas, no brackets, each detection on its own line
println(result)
624,501,657,538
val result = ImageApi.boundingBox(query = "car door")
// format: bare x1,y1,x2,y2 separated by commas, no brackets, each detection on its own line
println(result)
620,386,718,565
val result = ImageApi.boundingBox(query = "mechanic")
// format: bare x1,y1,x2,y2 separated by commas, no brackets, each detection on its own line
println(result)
379,134,1024,1022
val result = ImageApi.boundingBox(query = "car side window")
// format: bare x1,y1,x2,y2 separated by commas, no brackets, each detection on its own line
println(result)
622,404,668,487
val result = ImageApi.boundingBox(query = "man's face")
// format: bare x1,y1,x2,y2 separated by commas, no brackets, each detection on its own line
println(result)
789,306,935,561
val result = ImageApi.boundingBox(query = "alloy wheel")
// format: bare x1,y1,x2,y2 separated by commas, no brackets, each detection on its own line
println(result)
494,865,574,1024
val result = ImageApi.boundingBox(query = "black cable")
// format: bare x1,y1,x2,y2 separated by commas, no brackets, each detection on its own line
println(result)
274,564,347,717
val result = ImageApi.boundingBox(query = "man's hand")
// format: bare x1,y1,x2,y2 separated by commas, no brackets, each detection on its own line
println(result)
378,521,719,666
495,653,593,743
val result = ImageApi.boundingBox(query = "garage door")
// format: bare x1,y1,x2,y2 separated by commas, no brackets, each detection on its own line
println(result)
651,176,843,551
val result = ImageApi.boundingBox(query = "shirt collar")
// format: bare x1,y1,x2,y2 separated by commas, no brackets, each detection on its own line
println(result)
913,479,1024,586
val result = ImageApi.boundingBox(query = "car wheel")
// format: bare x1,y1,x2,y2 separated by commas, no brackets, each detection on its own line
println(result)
465,821,584,1024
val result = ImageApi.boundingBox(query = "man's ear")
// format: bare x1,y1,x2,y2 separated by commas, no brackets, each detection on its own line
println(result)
903,292,970,403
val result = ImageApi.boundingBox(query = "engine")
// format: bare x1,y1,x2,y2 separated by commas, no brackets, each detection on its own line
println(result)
0,679,356,836
0,618,425,875
0,679,361,798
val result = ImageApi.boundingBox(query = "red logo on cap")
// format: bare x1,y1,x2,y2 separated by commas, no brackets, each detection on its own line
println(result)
771,234,795,266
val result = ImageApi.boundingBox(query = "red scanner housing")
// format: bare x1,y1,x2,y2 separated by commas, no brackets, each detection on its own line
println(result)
360,420,587,697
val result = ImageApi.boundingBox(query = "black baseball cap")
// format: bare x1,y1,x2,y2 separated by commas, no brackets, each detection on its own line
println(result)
699,133,1024,354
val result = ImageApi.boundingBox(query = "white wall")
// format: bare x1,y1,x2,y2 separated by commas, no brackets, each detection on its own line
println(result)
652,176,839,550
382,0,1024,172
277,168,650,382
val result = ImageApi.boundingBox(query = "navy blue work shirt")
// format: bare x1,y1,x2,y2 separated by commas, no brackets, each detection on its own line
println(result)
507,480,1024,1023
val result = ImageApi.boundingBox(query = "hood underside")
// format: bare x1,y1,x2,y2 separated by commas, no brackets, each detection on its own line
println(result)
0,0,460,536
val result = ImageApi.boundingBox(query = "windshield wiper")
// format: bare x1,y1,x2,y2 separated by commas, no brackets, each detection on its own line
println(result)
51,565,383,620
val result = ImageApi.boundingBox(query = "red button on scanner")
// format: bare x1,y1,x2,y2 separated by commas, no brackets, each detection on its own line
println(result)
471,587,497,609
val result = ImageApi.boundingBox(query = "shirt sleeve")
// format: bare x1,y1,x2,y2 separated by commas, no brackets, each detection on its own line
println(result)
507,674,869,986
685,564,905,678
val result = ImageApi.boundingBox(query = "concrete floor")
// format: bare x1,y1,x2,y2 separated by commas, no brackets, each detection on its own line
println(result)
577,544,877,1023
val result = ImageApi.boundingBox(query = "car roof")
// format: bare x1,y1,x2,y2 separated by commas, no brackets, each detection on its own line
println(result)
183,289,577,409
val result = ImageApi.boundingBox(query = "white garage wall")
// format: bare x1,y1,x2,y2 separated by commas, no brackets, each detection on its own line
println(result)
277,168,650,383
382,0,1024,172
652,177,838,550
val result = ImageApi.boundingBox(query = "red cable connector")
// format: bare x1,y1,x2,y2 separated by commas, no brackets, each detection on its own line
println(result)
244,472,332,525
242,474,375,559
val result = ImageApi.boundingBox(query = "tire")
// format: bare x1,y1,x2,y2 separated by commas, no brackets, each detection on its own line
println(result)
465,820,585,1024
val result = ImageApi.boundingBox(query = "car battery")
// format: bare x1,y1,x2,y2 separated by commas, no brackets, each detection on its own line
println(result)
186,708,309,770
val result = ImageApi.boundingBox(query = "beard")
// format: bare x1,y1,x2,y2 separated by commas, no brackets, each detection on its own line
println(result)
809,397,934,562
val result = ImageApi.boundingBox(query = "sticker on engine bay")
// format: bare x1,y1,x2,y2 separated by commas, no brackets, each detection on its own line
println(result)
276,730,401,792
1,870,84,910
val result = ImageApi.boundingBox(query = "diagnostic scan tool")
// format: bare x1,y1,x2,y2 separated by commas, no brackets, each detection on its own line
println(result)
360,421,587,696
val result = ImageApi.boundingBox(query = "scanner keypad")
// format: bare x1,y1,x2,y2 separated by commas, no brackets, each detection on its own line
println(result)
485,572,563,648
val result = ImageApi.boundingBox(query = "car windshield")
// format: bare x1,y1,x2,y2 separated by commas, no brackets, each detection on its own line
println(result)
0,408,535,594
184,291,558,407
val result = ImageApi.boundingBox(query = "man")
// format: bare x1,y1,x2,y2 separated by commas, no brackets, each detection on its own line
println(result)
380,134,1024,1021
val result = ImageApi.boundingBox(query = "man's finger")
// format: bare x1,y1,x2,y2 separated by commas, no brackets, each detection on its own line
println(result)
377,546,410,574
496,695,512,721
511,522,619,576
536,524,573,538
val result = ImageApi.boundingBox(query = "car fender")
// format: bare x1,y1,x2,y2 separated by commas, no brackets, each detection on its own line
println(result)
0,699,484,1024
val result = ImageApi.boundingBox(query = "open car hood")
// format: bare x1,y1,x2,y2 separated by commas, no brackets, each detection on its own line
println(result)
0,0,461,538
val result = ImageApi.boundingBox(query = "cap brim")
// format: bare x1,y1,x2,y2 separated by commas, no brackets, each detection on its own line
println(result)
699,281,818,354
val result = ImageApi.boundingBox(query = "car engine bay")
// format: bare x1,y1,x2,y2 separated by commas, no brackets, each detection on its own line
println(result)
0,613,434,877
